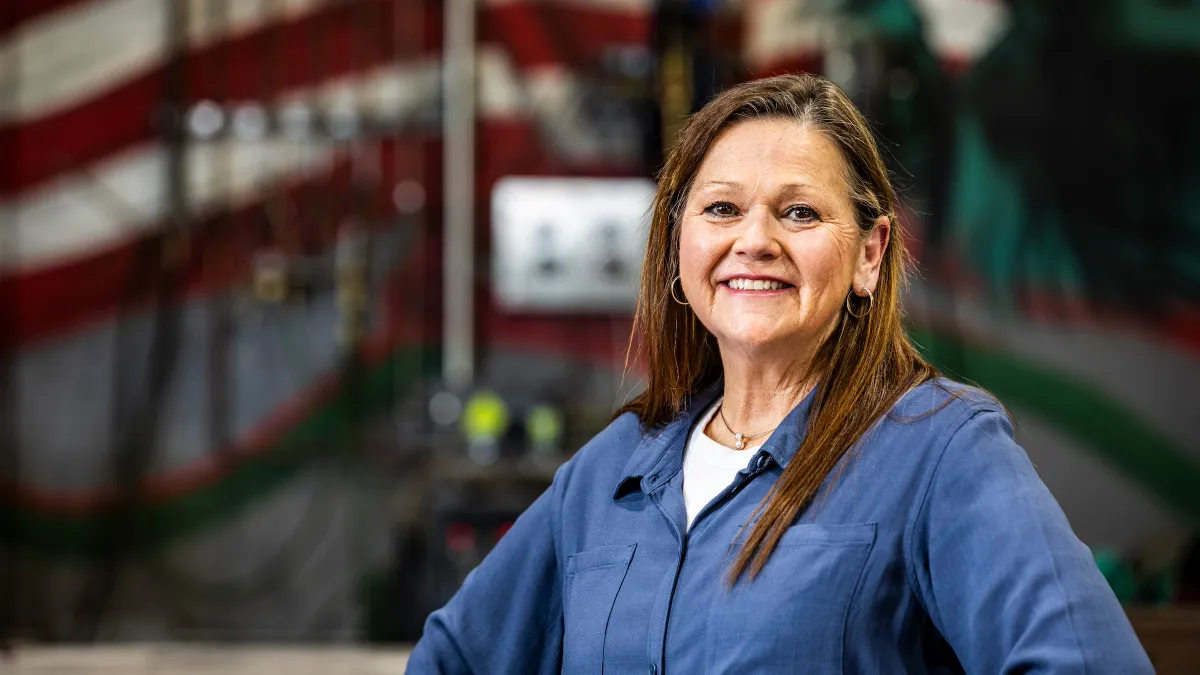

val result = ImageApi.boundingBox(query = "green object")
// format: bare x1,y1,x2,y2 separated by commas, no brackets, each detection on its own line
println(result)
461,390,511,443
526,405,564,449
1094,549,1136,604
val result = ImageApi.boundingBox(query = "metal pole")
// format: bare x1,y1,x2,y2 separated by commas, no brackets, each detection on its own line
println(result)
0,0,21,651
443,0,476,392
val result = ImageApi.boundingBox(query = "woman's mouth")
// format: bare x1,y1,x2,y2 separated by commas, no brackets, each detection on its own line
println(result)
721,278,794,292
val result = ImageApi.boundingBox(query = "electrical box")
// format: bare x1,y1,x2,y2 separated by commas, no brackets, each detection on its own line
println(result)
491,176,654,312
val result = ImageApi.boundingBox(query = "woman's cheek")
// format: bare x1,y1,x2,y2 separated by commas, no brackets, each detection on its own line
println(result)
793,237,848,288
679,230,722,288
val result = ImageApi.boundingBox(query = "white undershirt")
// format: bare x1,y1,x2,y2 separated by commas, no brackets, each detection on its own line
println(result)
682,398,761,529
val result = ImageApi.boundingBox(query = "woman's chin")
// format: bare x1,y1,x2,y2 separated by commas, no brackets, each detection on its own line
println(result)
716,325,799,354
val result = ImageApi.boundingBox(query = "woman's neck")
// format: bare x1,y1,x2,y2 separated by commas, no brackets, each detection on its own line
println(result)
705,346,817,448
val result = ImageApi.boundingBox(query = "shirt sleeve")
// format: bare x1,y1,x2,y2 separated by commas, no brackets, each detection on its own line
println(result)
908,407,1154,673
405,470,565,674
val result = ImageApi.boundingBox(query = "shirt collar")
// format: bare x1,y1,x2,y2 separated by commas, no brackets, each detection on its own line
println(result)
612,380,723,499
756,385,817,469
611,380,817,499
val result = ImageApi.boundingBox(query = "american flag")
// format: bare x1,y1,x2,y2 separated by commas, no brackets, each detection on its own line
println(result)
0,0,1006,536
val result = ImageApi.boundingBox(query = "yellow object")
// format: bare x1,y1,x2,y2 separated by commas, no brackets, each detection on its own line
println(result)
461,390,510,443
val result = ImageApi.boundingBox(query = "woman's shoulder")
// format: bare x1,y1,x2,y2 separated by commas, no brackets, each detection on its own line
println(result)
555,410,651,490
891,376,1007,425
885,377,1024,476
872,377,1016,469
576,410,647,461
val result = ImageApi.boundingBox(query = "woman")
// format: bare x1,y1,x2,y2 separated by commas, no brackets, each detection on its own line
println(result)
407,74,1152,673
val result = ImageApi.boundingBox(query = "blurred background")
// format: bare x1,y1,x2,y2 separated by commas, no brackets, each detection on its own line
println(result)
1,0,1198,670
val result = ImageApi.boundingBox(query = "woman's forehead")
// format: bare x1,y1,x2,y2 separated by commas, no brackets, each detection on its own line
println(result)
692,119,848,195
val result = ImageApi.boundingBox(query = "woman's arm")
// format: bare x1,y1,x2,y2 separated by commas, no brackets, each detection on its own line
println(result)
907,407,1154,673
406,471,565,674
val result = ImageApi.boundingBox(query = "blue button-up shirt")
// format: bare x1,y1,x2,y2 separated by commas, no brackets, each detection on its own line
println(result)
407,379,1152,673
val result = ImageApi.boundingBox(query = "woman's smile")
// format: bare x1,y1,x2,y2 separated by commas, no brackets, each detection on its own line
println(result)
719,275,795,295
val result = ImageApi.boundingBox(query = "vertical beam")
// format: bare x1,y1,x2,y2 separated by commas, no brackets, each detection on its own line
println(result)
443,0,476,391
164,0,190,225
656,0,693,156
206,0,233,461
0,0,20,651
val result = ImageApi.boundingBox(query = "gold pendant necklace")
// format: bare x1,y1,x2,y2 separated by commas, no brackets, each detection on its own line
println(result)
717,403,777,450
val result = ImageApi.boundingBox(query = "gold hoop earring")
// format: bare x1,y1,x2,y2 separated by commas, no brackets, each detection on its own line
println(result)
670,275,689,306
845,286,872,318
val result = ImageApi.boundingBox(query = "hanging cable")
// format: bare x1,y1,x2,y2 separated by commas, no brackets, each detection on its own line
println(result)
67,0,194,639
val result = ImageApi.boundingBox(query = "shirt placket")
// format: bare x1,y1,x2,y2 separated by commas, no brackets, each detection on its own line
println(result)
643,467,684,675
645,451,774,674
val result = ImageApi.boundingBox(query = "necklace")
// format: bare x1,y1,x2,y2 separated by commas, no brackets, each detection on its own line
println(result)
717,404,777,450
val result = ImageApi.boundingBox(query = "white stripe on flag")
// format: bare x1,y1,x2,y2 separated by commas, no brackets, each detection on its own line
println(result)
0,0,339,124
1,54,590,273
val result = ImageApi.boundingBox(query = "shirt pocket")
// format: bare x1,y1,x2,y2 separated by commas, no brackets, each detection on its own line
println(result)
563,543,637,673
705,523,876,674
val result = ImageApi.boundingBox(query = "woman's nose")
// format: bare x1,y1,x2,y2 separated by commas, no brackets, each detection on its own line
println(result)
732,207,782,260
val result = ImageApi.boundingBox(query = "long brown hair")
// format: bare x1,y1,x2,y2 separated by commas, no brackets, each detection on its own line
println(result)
619,73,938,581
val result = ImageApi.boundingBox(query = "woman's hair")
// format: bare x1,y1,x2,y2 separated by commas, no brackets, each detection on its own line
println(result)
619,73,939,582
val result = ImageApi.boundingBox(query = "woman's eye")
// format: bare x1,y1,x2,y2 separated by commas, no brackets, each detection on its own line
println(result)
703,202,739,218
785,205,818,221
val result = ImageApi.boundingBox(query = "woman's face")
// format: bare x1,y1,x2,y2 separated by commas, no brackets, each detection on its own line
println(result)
677,118,886,360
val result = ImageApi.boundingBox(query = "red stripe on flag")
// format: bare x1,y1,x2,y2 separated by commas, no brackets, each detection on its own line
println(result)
1,0,92,37
0,0,433,198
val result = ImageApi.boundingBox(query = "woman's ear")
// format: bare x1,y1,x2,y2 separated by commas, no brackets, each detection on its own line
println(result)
855,215,890,294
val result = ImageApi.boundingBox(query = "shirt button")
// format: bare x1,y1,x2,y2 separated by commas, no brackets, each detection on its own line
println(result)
649,664,657,675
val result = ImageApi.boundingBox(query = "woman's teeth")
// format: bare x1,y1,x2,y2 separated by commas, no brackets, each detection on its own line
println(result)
727,278,787,291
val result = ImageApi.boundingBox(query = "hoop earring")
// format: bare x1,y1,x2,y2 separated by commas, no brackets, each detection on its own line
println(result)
670,275,689,306
845,286,872,318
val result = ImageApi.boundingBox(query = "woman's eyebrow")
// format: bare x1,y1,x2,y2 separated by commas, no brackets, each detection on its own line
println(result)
777,181,817,193
694,180,741,190
697,179,817,190
692,179,824,200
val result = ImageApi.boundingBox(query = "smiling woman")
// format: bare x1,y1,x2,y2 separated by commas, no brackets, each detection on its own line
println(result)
406,75,1153,674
